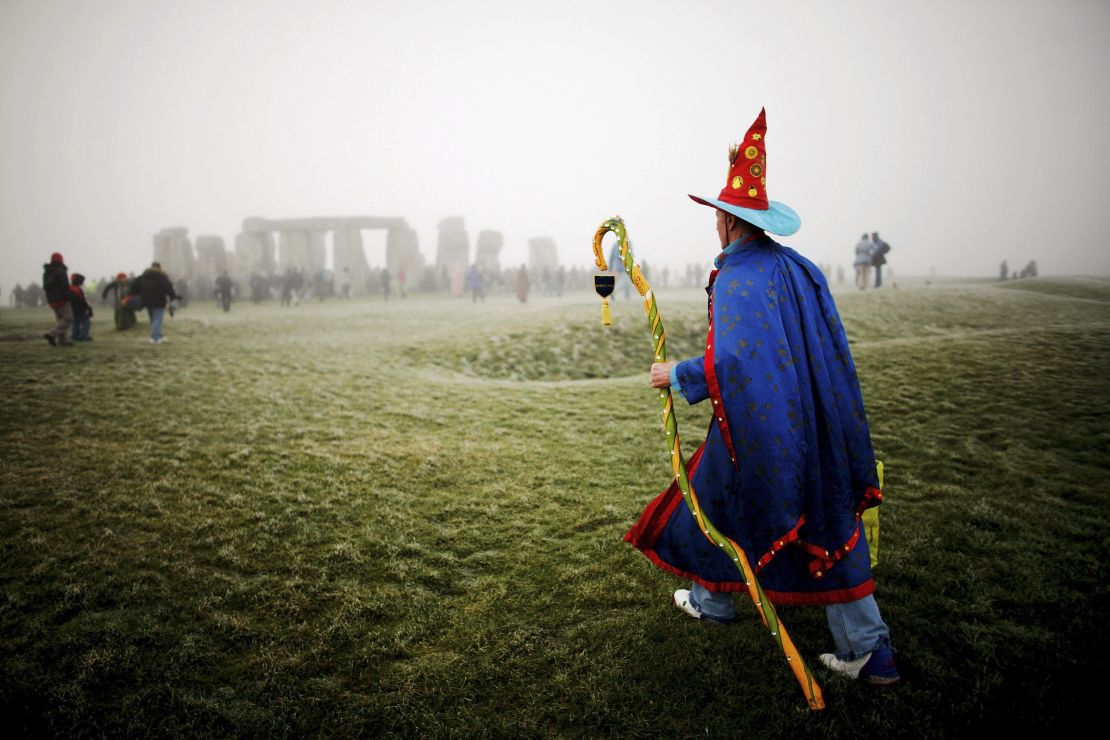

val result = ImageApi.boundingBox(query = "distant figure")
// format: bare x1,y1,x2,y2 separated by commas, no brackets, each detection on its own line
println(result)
215,271,234,312
42,252,73,347
250,273,270,303
515,265,530,303
854,233,873,290
467,264,485,303
450,267,464,298
102,272,134,330
280,270,294,306
340,267,352,299
69,273,94,342
28,282,46,308
381,268,392,301
556,265,567,297
836,264,845,284
397,269,407,299
608,242,633,300
871,232,891,289
11,283,24,308
176,276,190,308
999,261,1008,281
135,261,179,344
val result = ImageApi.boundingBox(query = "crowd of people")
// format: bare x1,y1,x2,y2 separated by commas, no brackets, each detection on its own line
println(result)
14,238,1048,348
999,260,1038,280
39,253,179,346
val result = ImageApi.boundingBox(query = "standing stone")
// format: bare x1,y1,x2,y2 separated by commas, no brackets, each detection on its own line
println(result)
307,230,327,273
195,235,229,280
153,228,195,277
278,230,311,272
435,217,469,275
528,237,558,273
234,230,276,277
386,226,423,286
333,227,369,295
475,230,503,274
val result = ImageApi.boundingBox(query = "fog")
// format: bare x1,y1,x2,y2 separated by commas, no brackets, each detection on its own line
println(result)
2,0,1108,295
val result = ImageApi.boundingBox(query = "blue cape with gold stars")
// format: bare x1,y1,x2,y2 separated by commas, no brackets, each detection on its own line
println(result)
625,235,883,605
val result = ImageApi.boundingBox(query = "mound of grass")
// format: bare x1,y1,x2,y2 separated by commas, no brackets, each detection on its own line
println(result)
447,302,709,381
995,276,1110,303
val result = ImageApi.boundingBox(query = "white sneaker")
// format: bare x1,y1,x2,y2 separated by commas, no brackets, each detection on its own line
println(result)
149,337,158,344
673,589,734,625
820,648,901,685
819,652,870,679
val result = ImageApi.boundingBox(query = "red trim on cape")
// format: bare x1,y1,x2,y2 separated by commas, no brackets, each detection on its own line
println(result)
764,579,876,606
755,515,806,572
796,485,885,578
703,274,738,466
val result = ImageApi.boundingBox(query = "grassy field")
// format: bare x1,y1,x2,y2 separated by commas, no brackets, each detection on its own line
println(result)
1,277,1108,737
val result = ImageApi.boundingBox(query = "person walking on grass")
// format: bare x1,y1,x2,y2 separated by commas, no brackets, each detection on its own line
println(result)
42,252,73,347
133,261,178,344
69,273,94,342
381,268,392,301
628,108,899,685
515,264,529,303
854,233,873,290
871,232,891,289
102,272,136,331
467,264,485,303
215,271,234,312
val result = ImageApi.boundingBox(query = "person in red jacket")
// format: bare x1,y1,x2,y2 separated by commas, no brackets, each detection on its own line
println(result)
42,252,73,347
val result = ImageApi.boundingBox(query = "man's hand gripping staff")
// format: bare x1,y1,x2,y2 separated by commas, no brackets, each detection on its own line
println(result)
591,216,826,711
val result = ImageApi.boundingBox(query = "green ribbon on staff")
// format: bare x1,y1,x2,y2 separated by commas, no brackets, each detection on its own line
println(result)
592,215,826,712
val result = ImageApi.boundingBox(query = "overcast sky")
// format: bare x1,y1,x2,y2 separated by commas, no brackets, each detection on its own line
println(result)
2,0,1108,292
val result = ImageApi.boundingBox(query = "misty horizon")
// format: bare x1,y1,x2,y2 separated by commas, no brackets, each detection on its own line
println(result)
3,0,1109,296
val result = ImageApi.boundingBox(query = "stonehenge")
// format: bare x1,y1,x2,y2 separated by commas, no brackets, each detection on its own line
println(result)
152,215,554,296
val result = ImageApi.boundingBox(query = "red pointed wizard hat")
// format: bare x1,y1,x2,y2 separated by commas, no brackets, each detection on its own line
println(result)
689,108,800,236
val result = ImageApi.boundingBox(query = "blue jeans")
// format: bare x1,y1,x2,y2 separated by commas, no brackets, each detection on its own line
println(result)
72,315,90,341
147,307,165,340
689,582,891,659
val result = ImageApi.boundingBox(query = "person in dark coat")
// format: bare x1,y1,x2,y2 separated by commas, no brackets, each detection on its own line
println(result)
69,273,94,341
134,261,178,344
214,271,234,312
42,252,73,346
870,232,890,288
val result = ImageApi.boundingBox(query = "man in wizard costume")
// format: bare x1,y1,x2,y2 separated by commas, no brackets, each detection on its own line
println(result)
627,109,899,685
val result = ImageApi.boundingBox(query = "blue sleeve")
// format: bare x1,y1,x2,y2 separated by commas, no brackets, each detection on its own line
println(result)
673,357,709,405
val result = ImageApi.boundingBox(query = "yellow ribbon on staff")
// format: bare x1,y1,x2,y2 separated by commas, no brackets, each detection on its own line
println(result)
862,461,884,569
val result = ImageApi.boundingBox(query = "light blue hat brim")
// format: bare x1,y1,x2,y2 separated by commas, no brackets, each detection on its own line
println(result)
688,194,801,237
